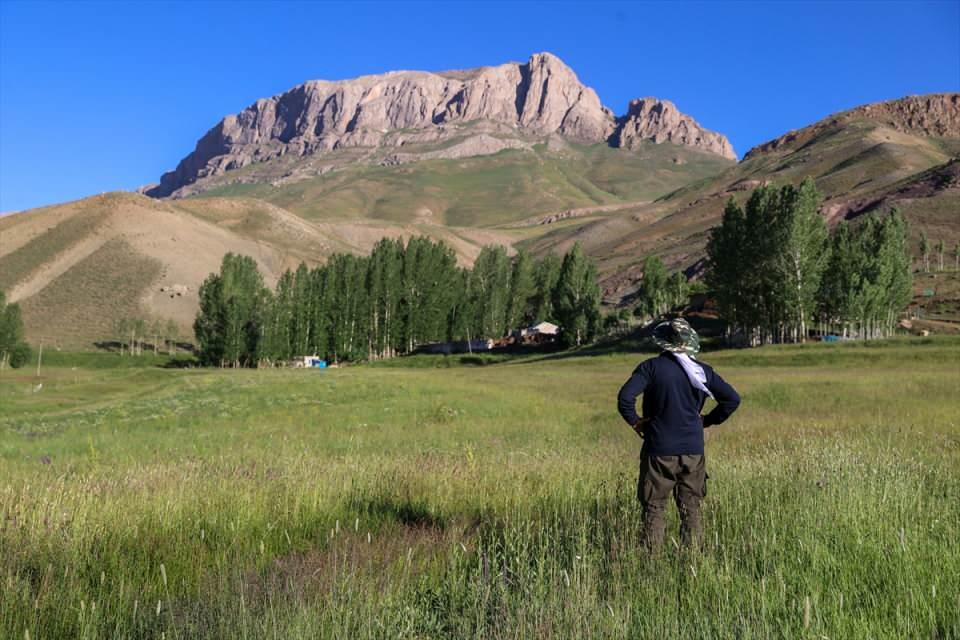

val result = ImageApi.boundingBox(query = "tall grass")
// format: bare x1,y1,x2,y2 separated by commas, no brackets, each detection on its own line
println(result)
1,339,958,638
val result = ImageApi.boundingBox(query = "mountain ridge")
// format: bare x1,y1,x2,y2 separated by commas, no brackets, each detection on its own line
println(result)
744,93,960,159
2,73,957,349
146,52,736,198
526,92,960,303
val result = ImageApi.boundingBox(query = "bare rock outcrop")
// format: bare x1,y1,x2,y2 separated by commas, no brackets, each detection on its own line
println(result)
379,134,531,166
147,53,733,198
611,98,736,160
849,93,960,138
745,93,960,159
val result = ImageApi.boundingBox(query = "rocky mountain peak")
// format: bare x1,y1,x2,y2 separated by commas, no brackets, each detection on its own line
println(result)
611,98,736,160
147,53,734,198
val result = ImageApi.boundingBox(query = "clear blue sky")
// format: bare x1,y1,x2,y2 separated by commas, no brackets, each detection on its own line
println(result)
1,0,958,213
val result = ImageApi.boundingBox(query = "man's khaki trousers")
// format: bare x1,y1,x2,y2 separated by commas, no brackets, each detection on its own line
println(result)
638,452,706,551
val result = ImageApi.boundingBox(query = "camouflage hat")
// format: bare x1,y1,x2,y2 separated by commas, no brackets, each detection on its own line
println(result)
651,318,701,355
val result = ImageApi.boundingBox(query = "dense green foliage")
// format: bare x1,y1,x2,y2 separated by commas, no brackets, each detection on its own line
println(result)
552,244,602,347
195,240,602,366
818,213,913,339
2,339,958,638
706,179,911,344
0,291,31,368
634,256,689,321
194,254,270,367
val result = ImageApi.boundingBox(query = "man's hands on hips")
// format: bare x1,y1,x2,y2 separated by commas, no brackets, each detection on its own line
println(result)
633,417,651,438
633,416,708,438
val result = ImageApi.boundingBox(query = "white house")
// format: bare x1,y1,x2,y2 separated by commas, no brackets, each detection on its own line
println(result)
517,321,560,344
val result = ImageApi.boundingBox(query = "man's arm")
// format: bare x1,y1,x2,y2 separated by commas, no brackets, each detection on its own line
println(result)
617,361,652,429
702,368,740,427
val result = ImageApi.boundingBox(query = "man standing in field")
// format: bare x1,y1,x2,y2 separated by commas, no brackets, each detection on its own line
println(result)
617,318,740,551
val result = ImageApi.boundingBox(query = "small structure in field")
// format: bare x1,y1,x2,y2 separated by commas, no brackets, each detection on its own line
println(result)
517,321,560,344
293,355,327,368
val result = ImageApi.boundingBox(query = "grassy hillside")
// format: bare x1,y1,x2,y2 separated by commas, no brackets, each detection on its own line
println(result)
0,204,109,293
0,193,528,349
17,239,162,348
531,116,960,301
191,141,733,227
2,339,958,638
1,139,733,350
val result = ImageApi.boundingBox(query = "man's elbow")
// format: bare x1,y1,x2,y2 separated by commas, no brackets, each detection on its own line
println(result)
616,389,635,423
725,390,741,414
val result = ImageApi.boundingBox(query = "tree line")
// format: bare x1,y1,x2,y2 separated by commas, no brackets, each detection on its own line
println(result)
0,292,31,369
112,317,181,356
194,238,602,367
918,232,960,273
705,178,913,344
634,255,690,321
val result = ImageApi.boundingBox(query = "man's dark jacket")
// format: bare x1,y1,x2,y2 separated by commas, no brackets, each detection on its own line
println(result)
617,352,740,456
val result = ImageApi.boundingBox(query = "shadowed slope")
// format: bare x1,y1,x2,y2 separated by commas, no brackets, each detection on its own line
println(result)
530,94,960,302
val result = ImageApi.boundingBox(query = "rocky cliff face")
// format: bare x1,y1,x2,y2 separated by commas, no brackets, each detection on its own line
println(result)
611,98,736,159
745,93,960,159
148,53,734,198
846,93,960,137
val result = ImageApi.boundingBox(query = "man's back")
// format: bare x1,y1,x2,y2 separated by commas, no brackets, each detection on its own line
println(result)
617,319,741,551
617,352,740,455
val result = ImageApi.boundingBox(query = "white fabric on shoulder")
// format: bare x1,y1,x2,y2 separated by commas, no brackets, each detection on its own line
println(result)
672,353,714,399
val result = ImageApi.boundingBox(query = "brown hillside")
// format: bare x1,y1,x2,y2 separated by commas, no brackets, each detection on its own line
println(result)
0,193,523,349
531,94,960,302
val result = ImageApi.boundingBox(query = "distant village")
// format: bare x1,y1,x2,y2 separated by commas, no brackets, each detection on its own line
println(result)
292,320,560,368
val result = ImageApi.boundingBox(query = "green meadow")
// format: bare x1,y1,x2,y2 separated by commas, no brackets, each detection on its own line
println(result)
1,339,959,638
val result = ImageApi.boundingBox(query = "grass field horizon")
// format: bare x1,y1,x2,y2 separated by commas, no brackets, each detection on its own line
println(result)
2,338,958,638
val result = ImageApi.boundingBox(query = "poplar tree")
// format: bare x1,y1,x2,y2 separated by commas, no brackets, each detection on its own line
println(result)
367,238,403,358
290,263,313,357
553,243,601,347
531,253,562,322
637,256,668,320
818,222,862,337
816,210,911,338
669,271,689,310
113,317,129,355
708,181,830,344
326,253,369,362
307,264,331,358
936,238,945,272
706,198,748,337
165,319,180,356
447,267,473,342
194,273,225,365
469,245,512,339
506,249,537,331
261,270,295,362
194,253,267,367
411,237,459,347
773,178,829,342
0,292,30,369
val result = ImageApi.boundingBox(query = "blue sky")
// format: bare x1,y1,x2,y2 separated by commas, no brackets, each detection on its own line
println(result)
1,0,958,213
